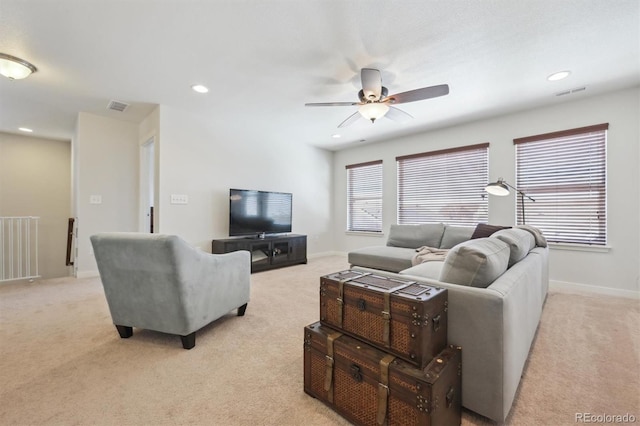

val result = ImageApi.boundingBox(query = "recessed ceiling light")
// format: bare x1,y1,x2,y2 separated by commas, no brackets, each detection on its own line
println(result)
19,127,33,133
547,71,571,81
191,84,209,93
332,134,341,138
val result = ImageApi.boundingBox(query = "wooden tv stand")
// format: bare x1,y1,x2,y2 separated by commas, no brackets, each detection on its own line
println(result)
212,234,307,273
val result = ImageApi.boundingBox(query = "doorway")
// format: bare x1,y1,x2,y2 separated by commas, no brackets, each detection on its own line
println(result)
140,137,155,233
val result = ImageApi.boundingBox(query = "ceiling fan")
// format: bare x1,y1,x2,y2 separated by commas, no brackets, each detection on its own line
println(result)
305,68,449,128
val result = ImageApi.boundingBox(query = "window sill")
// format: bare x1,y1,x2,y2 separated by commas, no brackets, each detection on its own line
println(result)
345,231,385,237
548,242,611,253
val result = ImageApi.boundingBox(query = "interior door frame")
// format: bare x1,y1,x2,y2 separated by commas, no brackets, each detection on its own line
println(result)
139,135,155,233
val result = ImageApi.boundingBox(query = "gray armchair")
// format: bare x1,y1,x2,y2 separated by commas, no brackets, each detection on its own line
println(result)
90,232,250,349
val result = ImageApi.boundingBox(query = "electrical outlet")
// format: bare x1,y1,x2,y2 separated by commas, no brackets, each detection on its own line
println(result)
170,194,188,204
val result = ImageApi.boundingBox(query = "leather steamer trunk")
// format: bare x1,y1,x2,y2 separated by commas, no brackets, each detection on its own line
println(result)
320,270,448,369
304,321,462,426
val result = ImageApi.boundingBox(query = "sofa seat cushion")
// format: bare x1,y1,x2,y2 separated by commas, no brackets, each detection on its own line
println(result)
490,228,536,267
386,223,445,249
440,225,475,249
399,261,445,280
438,238,510,288
348,246,416,273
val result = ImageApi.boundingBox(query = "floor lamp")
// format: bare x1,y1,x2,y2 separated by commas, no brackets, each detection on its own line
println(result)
485,178,535,224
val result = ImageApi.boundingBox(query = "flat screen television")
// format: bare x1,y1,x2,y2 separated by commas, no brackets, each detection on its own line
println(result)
229,188,292,237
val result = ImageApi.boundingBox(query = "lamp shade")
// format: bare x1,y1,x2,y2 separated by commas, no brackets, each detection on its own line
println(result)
0,53,37,80
485,179,510,196
358,102,389,122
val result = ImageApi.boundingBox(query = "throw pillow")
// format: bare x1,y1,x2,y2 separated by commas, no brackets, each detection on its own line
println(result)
470,223,511,239
438,238,510,288
490,228,535,268
440,225,475,249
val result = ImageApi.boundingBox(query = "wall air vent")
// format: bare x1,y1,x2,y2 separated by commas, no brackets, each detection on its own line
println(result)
107,100,129,112
555,87,586,97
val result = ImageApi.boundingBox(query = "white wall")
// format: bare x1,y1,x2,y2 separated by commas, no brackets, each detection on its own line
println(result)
333,87,640,295
74,113,139,276
156,105,335,254
0,132,72,279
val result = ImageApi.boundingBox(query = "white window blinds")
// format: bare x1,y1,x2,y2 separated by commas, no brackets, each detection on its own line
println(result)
346,160,383,232
397,143,489,226
515,123,608,245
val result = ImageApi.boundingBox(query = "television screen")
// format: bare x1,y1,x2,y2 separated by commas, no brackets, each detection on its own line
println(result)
229,189,292,237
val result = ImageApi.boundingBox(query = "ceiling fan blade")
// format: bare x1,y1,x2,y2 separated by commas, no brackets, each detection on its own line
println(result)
386,84,449,104
361,68,382,101
305,102,359,107
385,106,413,123
338,111,363,128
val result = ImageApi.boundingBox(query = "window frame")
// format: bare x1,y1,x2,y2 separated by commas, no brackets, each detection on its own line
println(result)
396,143,489,226
346,160,383,233
514,123,608,246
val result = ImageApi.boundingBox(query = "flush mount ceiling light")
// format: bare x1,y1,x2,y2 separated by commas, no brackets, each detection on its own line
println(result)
0,53,37,80
547,70,571,81
191,84,209,93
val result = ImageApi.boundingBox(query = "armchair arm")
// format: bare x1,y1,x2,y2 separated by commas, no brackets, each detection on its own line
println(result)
177,246,251,334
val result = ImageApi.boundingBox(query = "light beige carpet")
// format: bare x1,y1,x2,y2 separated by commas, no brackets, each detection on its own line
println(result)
0,255,638,426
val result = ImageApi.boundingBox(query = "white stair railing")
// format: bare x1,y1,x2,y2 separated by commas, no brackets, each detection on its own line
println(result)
0,216,40,282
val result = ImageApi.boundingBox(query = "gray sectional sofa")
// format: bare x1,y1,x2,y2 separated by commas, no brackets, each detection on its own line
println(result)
348,223,549,423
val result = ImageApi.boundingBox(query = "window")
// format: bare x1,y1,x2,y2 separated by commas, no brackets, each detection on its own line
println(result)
346,160,383,232
515,123,608,245
397,143,489,226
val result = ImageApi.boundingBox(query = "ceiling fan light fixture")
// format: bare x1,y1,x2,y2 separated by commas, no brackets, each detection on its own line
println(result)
358,102,389,123
0,53,37,80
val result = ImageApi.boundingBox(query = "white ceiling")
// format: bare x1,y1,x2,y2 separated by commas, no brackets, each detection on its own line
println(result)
1,1,638,150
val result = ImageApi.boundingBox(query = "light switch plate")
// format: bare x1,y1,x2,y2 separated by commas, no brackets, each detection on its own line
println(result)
170,194,188,204
89,195,102,204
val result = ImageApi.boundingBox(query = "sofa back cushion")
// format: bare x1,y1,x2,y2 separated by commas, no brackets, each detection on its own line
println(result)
440,225,475,249
490,228,536,267
438,238,510,288
386,223,445,249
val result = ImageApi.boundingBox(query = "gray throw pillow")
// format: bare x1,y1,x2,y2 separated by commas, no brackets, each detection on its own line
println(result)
440,225,474,249
470,223,511,239
386,223,445,249
490,228,536,267
438,238,510,288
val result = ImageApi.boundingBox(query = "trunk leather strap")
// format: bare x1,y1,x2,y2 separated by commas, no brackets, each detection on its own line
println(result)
382,292,391,347
337,280,344,328
382,282,413,347
324,331,342,403
376,354,396,425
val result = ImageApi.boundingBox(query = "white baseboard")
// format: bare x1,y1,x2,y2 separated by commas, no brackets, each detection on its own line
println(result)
550,280,639,299
308,251,347,259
